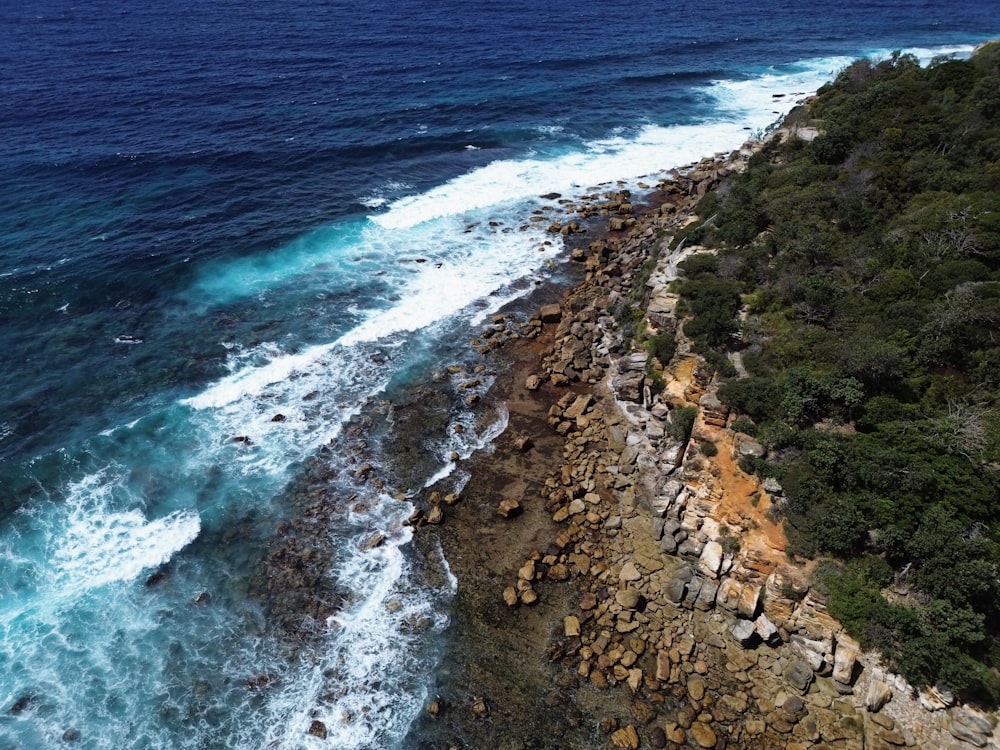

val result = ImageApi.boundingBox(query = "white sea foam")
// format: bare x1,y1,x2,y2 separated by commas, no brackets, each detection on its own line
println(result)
372,118,770,231
49,470,201,594
259,495,453,750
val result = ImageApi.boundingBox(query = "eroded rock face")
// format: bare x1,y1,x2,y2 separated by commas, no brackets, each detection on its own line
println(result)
419,138,996,750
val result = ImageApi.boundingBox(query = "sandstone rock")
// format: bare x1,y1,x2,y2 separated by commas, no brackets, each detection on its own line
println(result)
736,437,765,459
730,618,757,647
716,577,742,612
619,352,648,372
525,374,542,390
659,534,678,554
610,724,640,750
737,582,761,618
699,391,729,427
539,304,562,324
520,588,538,605
513,435,534,452
689,721,717,748
620,561,642,582
615,588,641,610
655,650,671,681
308,720,327,739
497,497,522,518
564,615,581,637
754,613,780,645
865,676,892,713
548,563,570,581
697,540,724,578
471,696,490,718
919,684,955,711
948,706,993,748
687,676,706,701
693,579,719,611
563,394,593,420
832,633,860,685
664,722,686,744
627,668,642,693
502,586,518,607
518,560,535,581
790,636,825,672
785,658,814,695
425,505,443,525
359,532,386,551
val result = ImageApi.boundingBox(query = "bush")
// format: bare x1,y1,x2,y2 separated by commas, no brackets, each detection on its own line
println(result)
729,418,758,436
645,331,676,365
667,406,698,442
700,440,718,457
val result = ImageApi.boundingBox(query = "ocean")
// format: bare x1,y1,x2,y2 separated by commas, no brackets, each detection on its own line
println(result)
0,0,995,747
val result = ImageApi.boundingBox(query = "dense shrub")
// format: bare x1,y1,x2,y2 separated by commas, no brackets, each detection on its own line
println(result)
689,43,1000,701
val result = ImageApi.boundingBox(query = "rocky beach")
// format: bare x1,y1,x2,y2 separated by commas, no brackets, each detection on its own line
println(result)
397,123,1000,750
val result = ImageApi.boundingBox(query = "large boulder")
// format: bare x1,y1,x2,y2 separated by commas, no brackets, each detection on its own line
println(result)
697,541,724,579
665,566,693,603
539,304,562,324
784,658,815,695
730,618,758,648
832,633,860,685
948,706,994,748
864,673,892,713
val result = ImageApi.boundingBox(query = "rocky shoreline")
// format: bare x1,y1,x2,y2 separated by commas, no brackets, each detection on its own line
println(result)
406,128,1000,750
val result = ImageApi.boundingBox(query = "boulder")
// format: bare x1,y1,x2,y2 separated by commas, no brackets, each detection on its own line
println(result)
730,618,758,647
919,684,956,711
697,541,724,578
699,391,729,427
736,582,762,618
619,561,642,582
948,706,994,748
615,588,641,610
865,675,892,713
784,659,815,695
563,394,593,420
513,435,533,452
497,498,522,518
693,579,719,611
689,721,717,749
539,304,562,324
610,725,640,750
754,613,780,645
618,352,648,372
716,578,742,612
687,676,706,701
736,437,766,459
832,634,860,685
518,560,535,581
665,568,691,603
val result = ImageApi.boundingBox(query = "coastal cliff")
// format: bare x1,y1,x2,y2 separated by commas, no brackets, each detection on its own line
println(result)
408,45,1000,749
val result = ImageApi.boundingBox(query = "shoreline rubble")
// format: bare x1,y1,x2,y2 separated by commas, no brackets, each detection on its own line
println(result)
414,128,1000,749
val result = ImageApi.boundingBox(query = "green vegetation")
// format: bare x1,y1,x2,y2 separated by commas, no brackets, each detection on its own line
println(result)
667,405,699,443
678,43,1000,703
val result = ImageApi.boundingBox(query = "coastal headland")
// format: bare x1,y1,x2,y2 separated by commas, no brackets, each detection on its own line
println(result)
400,119,1000,749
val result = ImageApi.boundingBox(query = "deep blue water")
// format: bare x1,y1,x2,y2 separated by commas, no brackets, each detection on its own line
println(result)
0,0,996,747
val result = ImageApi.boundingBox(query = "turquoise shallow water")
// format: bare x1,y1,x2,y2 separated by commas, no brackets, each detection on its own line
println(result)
0,0,997,746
